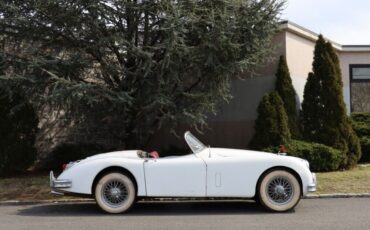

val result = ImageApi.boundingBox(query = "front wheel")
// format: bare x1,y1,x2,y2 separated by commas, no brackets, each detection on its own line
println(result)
95,172,136,214
258,170,301,212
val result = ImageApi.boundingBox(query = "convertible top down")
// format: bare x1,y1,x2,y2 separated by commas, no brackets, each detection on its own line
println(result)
50,131,316,213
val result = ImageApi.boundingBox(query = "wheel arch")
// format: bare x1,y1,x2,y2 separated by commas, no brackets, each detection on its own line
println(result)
255,166,303,197
91,166,138,195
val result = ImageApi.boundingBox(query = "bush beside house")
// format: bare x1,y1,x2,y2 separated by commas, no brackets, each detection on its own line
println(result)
286,140,343,172
262,140,343,172
351,112,370,162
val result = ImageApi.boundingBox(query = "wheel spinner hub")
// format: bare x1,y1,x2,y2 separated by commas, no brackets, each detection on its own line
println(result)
102,179,129,207
275,185,285,195
266,176,293,205
110,188,121,197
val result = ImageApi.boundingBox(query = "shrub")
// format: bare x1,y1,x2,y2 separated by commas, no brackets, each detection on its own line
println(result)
359,137,370,162
351,113,370,162
0,87,38,176
351,112,370,136
263,140,343,172
352,122,370,137
45,143,111,170
351,112,370,123
249,91,291,150
287,140,343,172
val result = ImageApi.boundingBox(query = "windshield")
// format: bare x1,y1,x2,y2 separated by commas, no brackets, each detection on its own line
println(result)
184,131,206,154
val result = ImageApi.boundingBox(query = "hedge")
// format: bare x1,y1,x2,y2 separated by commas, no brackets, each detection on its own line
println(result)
359,137,370,163
351,112,370,162
263,140,343,172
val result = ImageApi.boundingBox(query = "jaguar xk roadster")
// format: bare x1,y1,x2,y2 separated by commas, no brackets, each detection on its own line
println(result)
50,131,316,213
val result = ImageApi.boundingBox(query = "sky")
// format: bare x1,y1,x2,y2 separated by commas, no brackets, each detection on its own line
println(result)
282,0,370,45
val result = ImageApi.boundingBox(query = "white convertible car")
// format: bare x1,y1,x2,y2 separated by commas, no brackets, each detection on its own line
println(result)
50,131,316,213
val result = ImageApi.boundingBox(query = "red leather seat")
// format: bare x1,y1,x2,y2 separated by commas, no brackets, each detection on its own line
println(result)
149,151,160,159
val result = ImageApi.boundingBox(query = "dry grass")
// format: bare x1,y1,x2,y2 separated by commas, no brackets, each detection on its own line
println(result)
315,165,370,194
0,174,77,201
1,166,370,201
0,175,51,201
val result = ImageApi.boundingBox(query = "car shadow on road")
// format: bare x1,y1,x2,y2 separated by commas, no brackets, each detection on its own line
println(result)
17,200,296,217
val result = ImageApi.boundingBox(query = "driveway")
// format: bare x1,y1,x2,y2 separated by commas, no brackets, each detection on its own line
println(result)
1,198,370,230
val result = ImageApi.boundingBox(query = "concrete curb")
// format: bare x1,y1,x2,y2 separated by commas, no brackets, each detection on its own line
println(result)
1,193,370,205
304,193,370,199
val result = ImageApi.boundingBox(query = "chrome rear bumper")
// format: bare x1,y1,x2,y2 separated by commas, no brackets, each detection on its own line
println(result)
50,171,72,195
307,173,317,192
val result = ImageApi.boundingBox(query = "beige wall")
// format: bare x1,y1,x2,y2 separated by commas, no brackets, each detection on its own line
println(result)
338,51,370,112
285,30,316,104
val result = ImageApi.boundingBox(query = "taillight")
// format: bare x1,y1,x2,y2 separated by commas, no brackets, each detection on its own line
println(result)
62,164,68,171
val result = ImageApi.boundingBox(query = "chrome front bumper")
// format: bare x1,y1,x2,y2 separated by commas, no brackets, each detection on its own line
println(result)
50,171,72,195
307,173,317,192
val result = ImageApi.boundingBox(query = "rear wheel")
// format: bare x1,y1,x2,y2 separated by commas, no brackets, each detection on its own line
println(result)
95,173,136,214
258,170,301,212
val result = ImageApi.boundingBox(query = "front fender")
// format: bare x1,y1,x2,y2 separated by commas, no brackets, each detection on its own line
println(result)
56,158,146,196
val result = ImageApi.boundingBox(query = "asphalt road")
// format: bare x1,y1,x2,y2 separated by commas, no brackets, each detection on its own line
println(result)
1,198,370,230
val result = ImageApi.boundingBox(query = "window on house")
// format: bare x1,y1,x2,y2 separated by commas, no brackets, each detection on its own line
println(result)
350,65,370,112
352,67,370,80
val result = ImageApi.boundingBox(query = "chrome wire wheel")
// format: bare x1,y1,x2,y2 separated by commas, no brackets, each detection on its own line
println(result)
95,173,136,214
258,170,301,212
102,180,129,208
266,176,294,205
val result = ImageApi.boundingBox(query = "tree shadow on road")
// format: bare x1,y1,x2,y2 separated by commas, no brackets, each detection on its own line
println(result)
16,200,296,217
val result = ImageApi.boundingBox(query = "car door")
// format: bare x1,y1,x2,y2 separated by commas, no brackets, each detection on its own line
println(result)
144,154,207,197
202,151,258,197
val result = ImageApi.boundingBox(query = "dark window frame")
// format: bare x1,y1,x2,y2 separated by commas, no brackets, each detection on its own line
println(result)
350,64,370,82
349,64,370,112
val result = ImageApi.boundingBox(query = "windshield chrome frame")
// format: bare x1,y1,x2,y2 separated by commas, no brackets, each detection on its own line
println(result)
184,131,207,154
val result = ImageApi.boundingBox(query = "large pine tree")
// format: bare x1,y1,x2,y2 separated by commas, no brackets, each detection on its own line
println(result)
275,55,300,138
301,35,361,168
0,0,283,149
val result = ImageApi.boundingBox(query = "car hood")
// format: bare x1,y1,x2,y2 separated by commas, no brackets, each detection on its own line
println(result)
210,148,305,162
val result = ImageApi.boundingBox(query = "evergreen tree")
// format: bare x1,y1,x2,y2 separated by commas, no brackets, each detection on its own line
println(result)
275,55,300,137
301,35,326,140
249,91,291,150
301,72,322,140
301,35,361,168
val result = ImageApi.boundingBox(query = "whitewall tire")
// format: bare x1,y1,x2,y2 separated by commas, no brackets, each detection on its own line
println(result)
95,173,136,214
258,170,301,212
